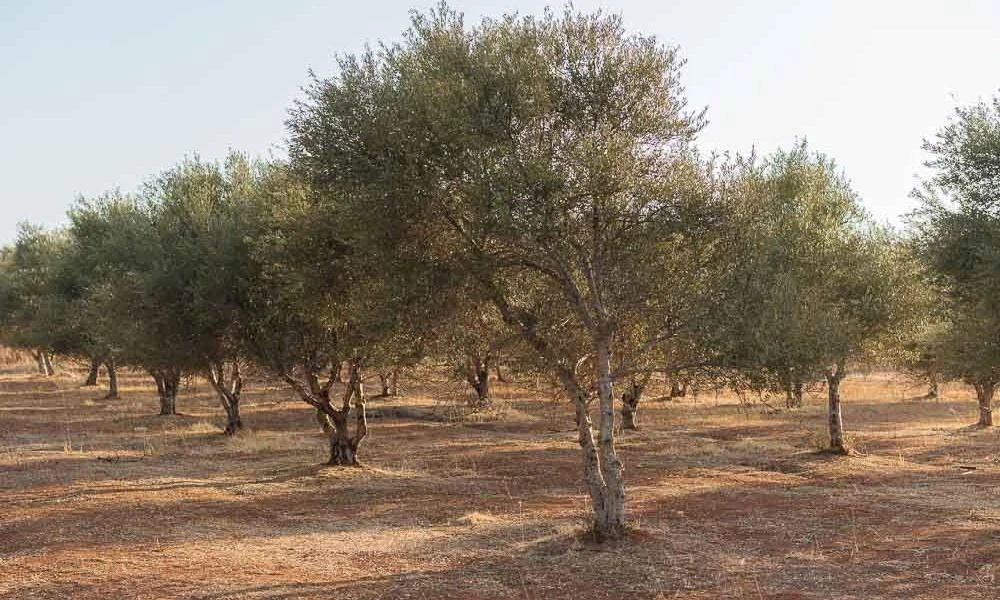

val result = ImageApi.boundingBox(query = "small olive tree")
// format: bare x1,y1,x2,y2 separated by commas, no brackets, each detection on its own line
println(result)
713,144,919,453
911,94,1000,426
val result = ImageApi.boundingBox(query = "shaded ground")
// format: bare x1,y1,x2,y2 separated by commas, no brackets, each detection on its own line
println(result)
2,366,999,599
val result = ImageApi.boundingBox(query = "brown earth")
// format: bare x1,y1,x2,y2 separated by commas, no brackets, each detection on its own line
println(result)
2,365,999,599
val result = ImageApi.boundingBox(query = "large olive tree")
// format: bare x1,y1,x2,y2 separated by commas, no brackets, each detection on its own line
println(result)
287,5,715,540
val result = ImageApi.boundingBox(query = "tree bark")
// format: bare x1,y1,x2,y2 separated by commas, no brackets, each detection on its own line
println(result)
621,375,649,431
928,375,940,400
785,377,803,409
207,360,243,435
286,361,368,466
826,361,847,454
592,330,626,540
105,358,119,399
389,369,399,396
974,379,995,427
465,355,491,409
494,361,507,383
34,351,54,376
151,368,180,416
84,358,100,386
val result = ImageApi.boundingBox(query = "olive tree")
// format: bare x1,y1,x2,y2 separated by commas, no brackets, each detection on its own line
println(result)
287,5,714,540
714,144,918,453
911,94,1000,426
0,225,65,375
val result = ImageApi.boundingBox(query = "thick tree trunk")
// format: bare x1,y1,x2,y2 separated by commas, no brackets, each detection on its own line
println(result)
465,355,491,409
974,380,995,427
105,359,119,399
621,377,646,431
289,362,368,466
585,331,626,541
326,411,358,465
326,365,367,465
84,358,100,386
207,360,243,435
826,362,847,454
151,368,180,416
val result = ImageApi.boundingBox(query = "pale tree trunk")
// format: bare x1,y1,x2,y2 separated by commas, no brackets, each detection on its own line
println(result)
389,369,399,396
34,351,54,376
207,359,243,435
465,355,491,409
590,330,626,540
927,374,940,400
84,358,100,386
784,374,803,409
826,361,847,454
105,358,119,399
151,368,180,415
494,359,507,383
485,279,625,542
376,369,401,397
974,379,995,427
620,374,650,431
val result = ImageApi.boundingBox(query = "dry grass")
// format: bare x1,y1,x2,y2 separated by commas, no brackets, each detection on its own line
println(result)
2,368,1000,599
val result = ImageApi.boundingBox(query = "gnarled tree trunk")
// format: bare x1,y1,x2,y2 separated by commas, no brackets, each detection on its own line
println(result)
207,359,243,435
150,367,180,415
84,358,100,386
826,361,847,454
465,354,491,409
620,374,650,431
974,379,995,427
285,361,369,466
105,358,119,399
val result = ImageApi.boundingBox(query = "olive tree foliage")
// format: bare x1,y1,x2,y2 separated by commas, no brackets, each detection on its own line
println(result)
287,4,716,540
237,164,450,465
712,144,919,453
911,94,1000,426
66,154,267,426
0,224,66,375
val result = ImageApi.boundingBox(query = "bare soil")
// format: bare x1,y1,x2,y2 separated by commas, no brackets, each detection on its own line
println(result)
2,366,999,599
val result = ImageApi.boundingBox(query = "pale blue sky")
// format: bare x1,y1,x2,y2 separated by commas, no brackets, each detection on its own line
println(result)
2,1,999,243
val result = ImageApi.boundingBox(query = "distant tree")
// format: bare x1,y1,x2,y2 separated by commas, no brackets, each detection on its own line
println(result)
714,144,919,452
287,4,716,539
0,225,68,376
911,93,1000,426
66,155,266,429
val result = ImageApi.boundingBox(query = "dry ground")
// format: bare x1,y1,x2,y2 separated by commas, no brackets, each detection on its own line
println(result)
2,362,1000,599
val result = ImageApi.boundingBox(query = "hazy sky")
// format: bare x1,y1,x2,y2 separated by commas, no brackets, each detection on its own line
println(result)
2,1,999,243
